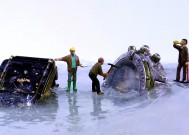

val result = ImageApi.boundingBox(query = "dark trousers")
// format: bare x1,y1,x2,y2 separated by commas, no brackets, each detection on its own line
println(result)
89,72,100,94
176,63,186,81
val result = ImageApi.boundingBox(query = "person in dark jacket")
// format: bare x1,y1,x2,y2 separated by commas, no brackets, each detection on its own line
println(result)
54,47,83,92
173,39,189,82
89,57,108,95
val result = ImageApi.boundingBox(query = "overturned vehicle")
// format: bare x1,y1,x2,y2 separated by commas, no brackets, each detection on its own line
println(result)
103,45,167,93
0,56,58,107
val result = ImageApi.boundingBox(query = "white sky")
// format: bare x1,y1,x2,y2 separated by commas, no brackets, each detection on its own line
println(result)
0,0,189,63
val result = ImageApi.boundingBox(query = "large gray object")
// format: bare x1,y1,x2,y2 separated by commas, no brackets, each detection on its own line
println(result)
103,50,167,93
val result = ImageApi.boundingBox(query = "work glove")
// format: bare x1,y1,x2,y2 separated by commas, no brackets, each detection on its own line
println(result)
103,73,109,78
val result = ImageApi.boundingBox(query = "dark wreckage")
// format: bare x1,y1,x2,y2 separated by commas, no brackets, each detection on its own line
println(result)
0,56,58,107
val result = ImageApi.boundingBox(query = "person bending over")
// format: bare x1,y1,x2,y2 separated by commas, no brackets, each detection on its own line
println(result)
89,57,108,95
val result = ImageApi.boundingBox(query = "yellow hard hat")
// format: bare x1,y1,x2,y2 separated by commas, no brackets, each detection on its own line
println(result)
70,47,76,51
173,40,180,44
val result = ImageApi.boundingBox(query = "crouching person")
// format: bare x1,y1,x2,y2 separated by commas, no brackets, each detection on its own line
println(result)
89,57,108,95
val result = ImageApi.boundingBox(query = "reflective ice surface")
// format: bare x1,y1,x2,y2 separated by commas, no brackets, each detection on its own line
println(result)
0,63,189,135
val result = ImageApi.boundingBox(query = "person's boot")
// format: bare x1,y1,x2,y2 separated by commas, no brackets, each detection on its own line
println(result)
66,81,71,92
97,91,104,95
73,81,77,92
173,79,179,82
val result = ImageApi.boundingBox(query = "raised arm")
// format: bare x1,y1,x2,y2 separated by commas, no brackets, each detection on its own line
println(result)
173,44,182,51
54,57,63,61
54,56,67,62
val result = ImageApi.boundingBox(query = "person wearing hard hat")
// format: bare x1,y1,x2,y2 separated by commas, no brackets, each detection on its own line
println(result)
89,57,108,95
173,39,189,82
54,47,83,92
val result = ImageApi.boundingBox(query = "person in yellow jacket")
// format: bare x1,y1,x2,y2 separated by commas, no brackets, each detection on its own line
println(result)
89,57,108,95
54,47,83,92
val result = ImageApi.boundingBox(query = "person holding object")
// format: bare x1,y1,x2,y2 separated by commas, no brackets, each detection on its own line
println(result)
54,47,83,92
173,39,189,82
89,57,108,95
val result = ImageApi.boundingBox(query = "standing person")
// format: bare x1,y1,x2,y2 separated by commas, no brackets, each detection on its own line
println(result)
54,47,83,92
173,39,189,82
89,57,108,95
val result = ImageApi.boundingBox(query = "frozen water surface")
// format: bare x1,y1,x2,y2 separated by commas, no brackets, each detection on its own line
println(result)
0,63,189,135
